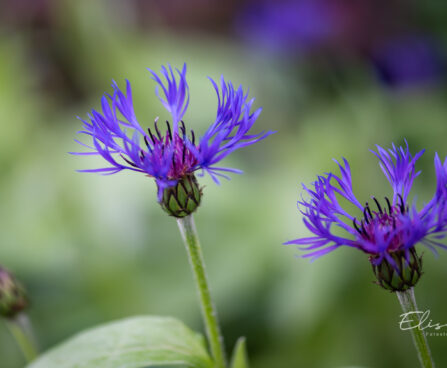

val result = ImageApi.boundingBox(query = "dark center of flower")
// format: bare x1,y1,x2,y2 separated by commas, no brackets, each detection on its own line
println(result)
352,194,408,252
121,119,198,180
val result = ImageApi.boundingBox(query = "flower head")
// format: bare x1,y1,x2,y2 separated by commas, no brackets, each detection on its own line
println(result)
285,142,447,291
372,35,442,90
73,64,273,216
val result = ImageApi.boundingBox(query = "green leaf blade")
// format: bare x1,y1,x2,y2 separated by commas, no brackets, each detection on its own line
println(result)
27,316,213,368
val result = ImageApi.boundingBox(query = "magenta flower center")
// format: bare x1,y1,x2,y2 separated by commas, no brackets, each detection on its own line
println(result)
167,134,198,179
136,120,198,180
353,196,408,252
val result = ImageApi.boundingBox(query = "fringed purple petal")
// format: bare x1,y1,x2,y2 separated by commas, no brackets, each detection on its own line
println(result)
371,140,424,203
192,76,273,180
74,79,171,182
420,153,447,224
301,244,341,262
147,63,189,130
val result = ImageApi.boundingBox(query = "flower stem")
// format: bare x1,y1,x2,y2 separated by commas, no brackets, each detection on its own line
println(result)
6,313,38,363
177,215,226,368
396,288,435,368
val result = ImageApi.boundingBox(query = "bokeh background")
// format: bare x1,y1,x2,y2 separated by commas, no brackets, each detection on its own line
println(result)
0,0,447,367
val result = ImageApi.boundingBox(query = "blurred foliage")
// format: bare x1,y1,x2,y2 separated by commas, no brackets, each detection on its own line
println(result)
0,0,446,367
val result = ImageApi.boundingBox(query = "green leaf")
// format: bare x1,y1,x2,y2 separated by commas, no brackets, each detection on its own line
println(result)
229,337,249,368
27,316,213,368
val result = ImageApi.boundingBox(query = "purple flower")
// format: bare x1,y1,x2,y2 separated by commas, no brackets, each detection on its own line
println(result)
73,64,273,200
371,35,443,89
236,0,344,53
285,142,447,282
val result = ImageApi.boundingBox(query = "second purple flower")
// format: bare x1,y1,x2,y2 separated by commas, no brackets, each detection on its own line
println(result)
286,142,447,291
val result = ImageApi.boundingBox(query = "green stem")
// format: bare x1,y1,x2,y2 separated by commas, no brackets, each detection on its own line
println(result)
177,215,226,368
6,313,38,363
396,288,435,368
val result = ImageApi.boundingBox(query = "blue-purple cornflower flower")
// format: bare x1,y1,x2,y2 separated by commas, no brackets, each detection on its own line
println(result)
371,35,443,90
73,64,273,217
286,143,447,291
235,0,344,53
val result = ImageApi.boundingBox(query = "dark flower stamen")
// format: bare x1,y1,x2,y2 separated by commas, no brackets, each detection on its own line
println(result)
355,196,410,247
385,196,393,214
361,220,369,239
147,126,156,144
154,120,162,141
373,196,383,214
120,154,138,168
398,193,406,214
166,121,172,140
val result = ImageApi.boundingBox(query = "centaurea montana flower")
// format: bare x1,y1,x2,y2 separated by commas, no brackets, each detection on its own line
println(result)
285,143,447,291
372,35,442,90
73,64,273,217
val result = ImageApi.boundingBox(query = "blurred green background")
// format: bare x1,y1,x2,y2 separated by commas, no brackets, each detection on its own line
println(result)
0,0,446,367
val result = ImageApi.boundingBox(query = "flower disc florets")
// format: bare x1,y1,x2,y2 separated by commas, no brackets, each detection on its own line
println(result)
135,119,198,181
351,195,425,290
353,195,408,252
286,142,447,291
73,63,273,215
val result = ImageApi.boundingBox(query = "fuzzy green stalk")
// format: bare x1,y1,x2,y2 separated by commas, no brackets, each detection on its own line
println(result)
6,313,38,363
397,288,435,368
177,215,226,368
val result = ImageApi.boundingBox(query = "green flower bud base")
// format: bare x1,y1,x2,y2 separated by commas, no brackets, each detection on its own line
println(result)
371,248,423,292
159,175,202,218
